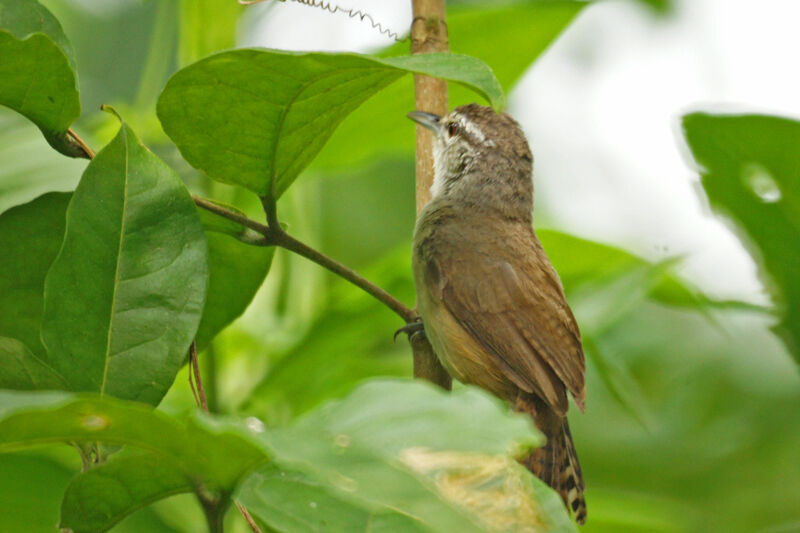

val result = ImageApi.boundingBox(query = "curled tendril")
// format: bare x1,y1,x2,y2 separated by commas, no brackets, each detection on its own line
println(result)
238,0,407,42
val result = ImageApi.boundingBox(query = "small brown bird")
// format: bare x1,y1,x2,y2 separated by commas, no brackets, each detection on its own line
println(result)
408,104,587,524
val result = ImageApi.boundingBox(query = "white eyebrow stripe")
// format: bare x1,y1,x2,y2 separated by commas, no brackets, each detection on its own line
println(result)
459,116,486,143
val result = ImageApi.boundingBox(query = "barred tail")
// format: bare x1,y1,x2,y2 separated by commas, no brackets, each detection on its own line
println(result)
516,394,587,525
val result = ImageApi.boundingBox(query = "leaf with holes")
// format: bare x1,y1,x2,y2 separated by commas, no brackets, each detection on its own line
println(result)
157,49,503,197
40,111,208,405
0,0,84,157
682,113,800,363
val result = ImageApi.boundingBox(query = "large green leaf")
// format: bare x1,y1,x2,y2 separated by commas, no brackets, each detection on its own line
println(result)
263,380,576,533
40,114,208,405
60,450,192,533
682,113,800,363
0,192,70,358
0,0,84,157
157,50,502,197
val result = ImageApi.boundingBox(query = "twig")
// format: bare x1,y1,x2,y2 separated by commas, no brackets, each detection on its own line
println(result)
236,502,262,533
193,195,418,323
67,128,95,159
273,230,418,322
193,195,271,235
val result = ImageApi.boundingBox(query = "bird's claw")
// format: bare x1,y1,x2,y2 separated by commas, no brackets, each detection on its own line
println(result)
394,320,426,342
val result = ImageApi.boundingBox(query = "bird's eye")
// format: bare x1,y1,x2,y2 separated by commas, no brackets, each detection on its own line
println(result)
447,122,458,136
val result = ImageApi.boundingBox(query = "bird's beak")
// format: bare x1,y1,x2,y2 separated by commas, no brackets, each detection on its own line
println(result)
407,111,441,133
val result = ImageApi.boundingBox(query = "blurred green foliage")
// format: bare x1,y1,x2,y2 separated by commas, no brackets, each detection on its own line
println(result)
0,0,798,532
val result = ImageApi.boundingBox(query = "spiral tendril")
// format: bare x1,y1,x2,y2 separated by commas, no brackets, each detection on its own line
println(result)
239,0,407,43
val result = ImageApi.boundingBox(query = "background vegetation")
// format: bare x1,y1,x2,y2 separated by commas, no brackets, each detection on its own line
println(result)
0,1,798,532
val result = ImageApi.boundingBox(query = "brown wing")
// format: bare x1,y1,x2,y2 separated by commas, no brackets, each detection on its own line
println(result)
430,228,585,415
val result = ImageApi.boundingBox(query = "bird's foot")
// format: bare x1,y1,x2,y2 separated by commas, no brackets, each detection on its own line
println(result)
394,319,426,342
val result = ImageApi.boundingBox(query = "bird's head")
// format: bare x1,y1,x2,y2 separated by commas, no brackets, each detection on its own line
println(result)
408,104,533,217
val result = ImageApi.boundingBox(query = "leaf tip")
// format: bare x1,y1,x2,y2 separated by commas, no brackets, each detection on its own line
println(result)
100,104,123,123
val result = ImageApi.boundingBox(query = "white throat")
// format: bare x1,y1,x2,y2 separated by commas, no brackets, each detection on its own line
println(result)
430,141,447,199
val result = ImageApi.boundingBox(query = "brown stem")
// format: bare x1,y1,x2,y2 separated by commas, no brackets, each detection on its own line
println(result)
193,195,271,235
66,128,96,159
272,230,418,323
193,196,418,323
235,502,262,533
409,0,452,390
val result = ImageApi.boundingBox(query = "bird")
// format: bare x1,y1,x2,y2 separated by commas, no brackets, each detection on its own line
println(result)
407,103,587,524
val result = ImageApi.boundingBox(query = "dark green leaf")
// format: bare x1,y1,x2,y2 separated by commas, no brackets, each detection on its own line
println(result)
682,113,800,363
196,231,274,351
41,114,208,404
0,336,65,390
0,192,70,357
0,0,83,156
157,49,502,197
60,450,192,533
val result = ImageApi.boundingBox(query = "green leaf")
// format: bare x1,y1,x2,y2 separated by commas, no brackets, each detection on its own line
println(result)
157,49,503,197
0,451,79,533
0,192,70,358
0,0,83,157
263,379,577,533
196,230,274,351
0,391,267,491
238,466,430,533
0,336,65,390
682,113,800,363
60,450,192,533
194,203,274,350
40,114,209,405
538,229,763,313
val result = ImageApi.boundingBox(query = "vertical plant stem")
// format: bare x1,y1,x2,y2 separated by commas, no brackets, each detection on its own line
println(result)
410,0,452,390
